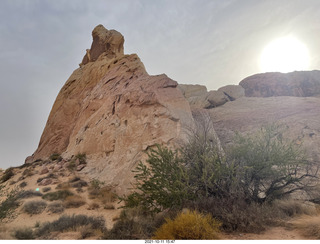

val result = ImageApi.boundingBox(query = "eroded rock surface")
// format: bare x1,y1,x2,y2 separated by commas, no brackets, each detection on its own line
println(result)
239,71,320,97
28,25,194,194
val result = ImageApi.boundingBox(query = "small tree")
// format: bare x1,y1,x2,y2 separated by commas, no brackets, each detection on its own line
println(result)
122,145,191,213
228,124,319,203
181,110,234,199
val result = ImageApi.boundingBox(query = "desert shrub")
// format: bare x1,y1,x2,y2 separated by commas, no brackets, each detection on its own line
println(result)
42,187,51,193
89,179,105,190
16,190,43,199
23,201,47,215
152,210,221,240
55,182,71,190
22,168,33,177
87,202,100,210
273,199,317,217
13,227,35,240
80,226,94,239
75,153,87,164
49,153,62,161
189,197,282,233
42,190,73,201
63,195,86,208
67,161,76,171
227,124,319,203
19,181,27,188
35,214,106,238
0,167,14,183
103,207,166,239
71,180,88,188
47,202,65,214
89,186,117,203
0,188,20,220
122,145,191,213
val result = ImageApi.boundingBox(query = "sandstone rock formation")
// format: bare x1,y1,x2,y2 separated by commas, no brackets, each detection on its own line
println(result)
208,96,320,163
178,84,244,109
239,70,320,97
28,25,194,194
80,24,124,66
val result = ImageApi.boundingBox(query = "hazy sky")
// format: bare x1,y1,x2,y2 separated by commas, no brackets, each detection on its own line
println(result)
1,0,320,169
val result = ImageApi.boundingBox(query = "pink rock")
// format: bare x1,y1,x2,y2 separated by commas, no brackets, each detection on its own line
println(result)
77,164,86,171
39,178,52,186
40,166,49,175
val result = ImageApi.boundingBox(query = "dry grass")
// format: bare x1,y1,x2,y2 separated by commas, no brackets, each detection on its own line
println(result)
63,195,86,208
89,186,117,203
273,199,317,217
23,201,47,215
290,215,320,239
47,202,65,214
152,210,221,240
35,214,106,238
42,190,73,201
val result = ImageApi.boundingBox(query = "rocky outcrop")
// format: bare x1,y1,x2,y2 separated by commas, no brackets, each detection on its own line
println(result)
239,71,320,97
28,25,194,194
80,25,124,66
208,96,320,163
178,84,244,109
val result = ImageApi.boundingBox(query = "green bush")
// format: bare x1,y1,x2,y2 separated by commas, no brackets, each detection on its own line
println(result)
122,145,191,213
23,201,47,215
228,124,318,203
42,190,73,201
152,210,221,240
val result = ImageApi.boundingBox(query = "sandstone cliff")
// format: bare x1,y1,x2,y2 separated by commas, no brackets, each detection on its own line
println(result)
27,25,194,194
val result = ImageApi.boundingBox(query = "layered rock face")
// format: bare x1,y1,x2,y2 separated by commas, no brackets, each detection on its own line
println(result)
28,25,194,194
240,70,320,97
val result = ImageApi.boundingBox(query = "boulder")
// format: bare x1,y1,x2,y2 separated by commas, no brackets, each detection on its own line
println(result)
207,90,229,107
178,84,207,98
39,178,52,186
218,85,245,101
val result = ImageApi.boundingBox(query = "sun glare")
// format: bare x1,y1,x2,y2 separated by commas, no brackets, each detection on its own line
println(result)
259,36,310,73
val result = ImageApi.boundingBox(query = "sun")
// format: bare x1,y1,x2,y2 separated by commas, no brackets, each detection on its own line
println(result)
259,36,310,73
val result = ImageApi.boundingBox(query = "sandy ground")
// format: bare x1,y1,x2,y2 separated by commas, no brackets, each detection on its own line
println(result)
1,163,319,240
221,227,308,240
0,162,122,239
